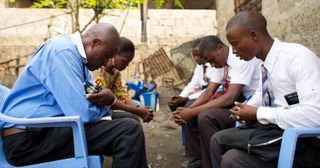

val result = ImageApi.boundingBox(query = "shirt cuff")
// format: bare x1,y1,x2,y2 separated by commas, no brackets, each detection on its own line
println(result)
256,106,276,125
188,90,205,100
210,79,223,84
179,90,190,97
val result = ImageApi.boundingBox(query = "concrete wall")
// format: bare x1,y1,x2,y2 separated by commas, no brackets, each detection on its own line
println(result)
215,0,320,56
215,0,234,44
0,0,6,8
0,8,217,86
262,0,320,55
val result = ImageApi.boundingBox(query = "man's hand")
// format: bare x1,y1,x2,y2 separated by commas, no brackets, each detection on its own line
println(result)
229,102,257,123
168,96,188,111
172,107,195,125
170,96,189,105
172,111,187,125
86,87,115,106
136,106,154,123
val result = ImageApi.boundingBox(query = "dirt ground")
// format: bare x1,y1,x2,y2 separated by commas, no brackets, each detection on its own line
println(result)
103,110,188,168
144,111,186,168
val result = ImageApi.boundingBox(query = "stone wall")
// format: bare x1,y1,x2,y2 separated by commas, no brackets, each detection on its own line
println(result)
262,0,320,55
0,0,6,8
0,8,217,86
215,0,234,44
215,0,320,55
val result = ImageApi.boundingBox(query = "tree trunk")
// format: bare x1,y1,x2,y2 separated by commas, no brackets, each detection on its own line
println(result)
140,0,148,42
163,0,174,9
68,0,80,32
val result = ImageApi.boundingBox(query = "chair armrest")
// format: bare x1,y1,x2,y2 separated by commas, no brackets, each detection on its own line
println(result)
0,114,89,167
278,127,320,168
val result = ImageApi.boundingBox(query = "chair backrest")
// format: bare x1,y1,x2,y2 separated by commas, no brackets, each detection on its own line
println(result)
0,85,11,131
0,85,13,167
0,85,102,168
0,85,10,112
0,120,15,168
126,80,144,100
278,127,320,168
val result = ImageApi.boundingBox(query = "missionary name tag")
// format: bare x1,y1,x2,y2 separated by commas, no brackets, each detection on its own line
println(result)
284,92,299,105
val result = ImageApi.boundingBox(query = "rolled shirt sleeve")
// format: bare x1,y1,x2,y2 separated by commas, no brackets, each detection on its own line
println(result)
180,65,203,97
256,45,320,129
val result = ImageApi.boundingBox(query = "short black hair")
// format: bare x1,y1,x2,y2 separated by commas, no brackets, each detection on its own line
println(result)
198,35,225,57
226,10,268,35
191,39,201,49
118,37,135,57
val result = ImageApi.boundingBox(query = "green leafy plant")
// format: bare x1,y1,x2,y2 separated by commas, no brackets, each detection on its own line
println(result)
11,0,184,9
152,0,164,9
173,0,183,9
31,0,67,8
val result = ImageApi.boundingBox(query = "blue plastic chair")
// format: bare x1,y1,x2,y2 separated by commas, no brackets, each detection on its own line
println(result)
277,127,320,168
181,126,185,145
139,92,159,112
125,80,145,100
0,86,101,168
146,83,157,92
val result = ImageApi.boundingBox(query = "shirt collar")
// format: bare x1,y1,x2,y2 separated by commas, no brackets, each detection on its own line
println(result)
70,31,87,64
226,47,233,66
204,62,211,67
263,38,281,73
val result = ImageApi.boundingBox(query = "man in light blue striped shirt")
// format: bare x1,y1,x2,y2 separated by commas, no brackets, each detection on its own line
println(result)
1,23,148,168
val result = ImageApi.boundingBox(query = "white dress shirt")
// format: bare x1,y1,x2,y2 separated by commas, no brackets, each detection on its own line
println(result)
210,47,261,98
248,38,320,129
70,31,87,64
180,63,217,100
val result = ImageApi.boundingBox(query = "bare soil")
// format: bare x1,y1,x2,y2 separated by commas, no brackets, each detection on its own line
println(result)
144,111,186,168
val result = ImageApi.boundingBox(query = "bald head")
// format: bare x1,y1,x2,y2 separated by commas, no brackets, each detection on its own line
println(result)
226,10,268,35
226,11,274,61
82,23,120,71
83,23,119,52
84,23,118,39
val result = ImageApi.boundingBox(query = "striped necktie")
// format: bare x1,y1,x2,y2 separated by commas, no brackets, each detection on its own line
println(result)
261,64,274,106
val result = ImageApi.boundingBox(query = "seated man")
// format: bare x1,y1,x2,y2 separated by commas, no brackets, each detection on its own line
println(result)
210,11,320,168
169,40,219,111
173,35,261,168
1,23,148,168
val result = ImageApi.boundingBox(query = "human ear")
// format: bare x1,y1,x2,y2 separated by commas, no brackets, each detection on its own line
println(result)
92,39,101,48
217,43,224,50
250,29,258,41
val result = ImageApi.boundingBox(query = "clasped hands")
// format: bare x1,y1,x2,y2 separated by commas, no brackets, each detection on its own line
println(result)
168,96,188,111
229,102,258,124
86,87,154,122
137,106,154,123
172,107,195,125
172,102,258,125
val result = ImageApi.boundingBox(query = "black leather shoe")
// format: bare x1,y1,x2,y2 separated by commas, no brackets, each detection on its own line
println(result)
181,159,202,168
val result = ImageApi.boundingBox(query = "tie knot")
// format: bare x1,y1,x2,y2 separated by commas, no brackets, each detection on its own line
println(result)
261,64,267,75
